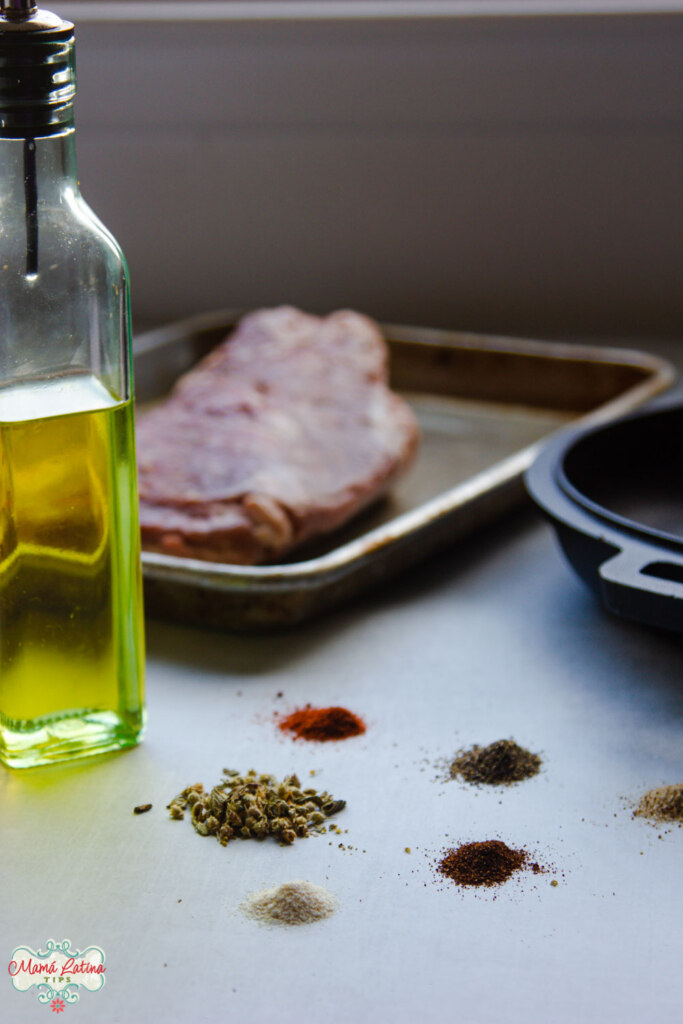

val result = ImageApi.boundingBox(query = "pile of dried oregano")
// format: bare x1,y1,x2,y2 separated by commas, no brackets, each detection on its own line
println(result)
168,769,346,846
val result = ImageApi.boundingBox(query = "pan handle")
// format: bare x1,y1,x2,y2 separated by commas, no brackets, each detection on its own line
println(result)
599,548,683,630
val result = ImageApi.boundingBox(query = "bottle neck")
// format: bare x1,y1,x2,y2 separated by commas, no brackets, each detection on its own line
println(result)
0,127,78,276
2,125,78,200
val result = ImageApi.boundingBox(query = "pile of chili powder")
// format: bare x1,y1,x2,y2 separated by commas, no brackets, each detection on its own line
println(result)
437,840,544,888
278,705,366,742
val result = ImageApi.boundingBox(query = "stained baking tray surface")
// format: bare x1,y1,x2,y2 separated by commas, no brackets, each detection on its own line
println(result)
133,311,673,629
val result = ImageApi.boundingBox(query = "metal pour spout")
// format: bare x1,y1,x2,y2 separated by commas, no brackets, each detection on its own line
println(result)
0,2,67,31
0,0,75,273
1,1,38,18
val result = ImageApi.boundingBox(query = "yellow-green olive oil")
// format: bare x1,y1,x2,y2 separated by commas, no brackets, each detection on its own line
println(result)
0,375,145,767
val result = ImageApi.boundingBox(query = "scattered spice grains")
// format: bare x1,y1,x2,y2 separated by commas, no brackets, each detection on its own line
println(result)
241,880,337,927
278,705,366,742
449,739,541,786
168,769,345,846
133,804,152,815
437,840,544,888
632,784,683,824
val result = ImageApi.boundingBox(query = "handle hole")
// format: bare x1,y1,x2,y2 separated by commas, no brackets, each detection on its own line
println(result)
642,561,683,585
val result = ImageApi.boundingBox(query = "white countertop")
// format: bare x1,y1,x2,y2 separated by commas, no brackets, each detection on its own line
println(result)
2,492,682,1023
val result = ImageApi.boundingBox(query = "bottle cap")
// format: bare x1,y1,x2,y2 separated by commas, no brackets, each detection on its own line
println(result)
0,2,75,137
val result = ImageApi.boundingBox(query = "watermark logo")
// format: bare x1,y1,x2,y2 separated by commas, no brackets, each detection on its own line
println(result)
8,939,105,1012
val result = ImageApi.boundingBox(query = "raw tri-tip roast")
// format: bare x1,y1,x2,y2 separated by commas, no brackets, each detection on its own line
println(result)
136,307,420,564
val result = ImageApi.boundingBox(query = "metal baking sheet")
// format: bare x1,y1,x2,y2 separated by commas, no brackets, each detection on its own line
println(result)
133,311,674,629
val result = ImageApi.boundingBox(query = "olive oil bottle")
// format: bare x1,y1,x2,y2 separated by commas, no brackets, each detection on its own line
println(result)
0,2,145,767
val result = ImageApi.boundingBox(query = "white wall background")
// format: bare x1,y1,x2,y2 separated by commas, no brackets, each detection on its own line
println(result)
61,4,682,339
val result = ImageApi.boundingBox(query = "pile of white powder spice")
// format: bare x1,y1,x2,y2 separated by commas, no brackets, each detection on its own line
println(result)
241,880,337,926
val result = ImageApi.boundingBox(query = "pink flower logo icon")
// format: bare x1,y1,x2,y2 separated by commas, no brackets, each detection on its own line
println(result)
50,997,65,1013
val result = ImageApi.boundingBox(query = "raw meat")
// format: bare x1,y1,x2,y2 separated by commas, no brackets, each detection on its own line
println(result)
136,307,420,564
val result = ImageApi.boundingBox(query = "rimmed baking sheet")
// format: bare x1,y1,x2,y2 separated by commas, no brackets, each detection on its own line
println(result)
134,312,674,629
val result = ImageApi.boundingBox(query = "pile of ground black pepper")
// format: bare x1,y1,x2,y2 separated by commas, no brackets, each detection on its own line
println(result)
449,739,541,785
437,840,542,887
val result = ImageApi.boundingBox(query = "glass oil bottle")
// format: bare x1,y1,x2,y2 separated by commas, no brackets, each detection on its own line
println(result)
0,1,145,767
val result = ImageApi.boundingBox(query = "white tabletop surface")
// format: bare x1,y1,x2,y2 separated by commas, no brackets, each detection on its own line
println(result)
2,343,682,1024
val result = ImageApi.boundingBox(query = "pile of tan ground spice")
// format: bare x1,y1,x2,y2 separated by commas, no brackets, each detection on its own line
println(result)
241,881,337,926
449,739,541,786
633,784,683,823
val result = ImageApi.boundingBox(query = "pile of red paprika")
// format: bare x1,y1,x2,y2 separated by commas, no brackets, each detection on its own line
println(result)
277,705,366,743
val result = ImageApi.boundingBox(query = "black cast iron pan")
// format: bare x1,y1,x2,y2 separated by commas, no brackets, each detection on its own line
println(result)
525,400,683,632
